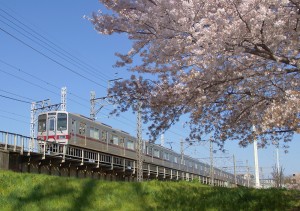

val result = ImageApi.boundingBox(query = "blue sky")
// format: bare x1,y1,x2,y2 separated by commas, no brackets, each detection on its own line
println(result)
0,0,299,178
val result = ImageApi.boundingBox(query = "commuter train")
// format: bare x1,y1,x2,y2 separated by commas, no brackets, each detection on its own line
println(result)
37,111,246,186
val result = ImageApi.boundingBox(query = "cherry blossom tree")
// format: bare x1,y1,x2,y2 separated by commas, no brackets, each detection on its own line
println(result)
88,0,300,149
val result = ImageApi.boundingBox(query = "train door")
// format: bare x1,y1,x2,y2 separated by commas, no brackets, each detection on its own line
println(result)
47,114,56,142
71,119,77,144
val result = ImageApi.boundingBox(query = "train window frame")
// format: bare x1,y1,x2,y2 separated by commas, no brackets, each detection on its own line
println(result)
126,139,134,150
112,134,119,145
49,118,55,131
153,148,160,158
90,127,100,140
119,137,125,146
57,113,67,131
174,156,178,164
101,130,107,142
38,114,47,132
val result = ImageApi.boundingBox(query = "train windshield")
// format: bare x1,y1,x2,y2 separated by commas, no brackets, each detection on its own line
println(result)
38,114,46,132
57,113,67,131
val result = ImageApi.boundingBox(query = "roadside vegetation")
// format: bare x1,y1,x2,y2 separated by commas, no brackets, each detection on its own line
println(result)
0,170,299,211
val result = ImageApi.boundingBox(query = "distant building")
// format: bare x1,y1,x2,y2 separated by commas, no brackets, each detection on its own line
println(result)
260,179,275,189
286,173,300,190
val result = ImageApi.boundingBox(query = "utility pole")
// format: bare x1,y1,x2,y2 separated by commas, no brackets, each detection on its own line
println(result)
90,78,122,121
210,138,214,186
233,154,237,186
61,87,67,111
90,91,110,121
246,160,250,187
276,147,280,175
136,101,143,182
161,134,164,147
180,138,184,165
253,125,260,188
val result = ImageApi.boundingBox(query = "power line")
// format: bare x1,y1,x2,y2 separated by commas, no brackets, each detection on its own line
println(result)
0,114,28,124
0,88,36,102
0,108,28,119
0,94,31,104
0,27,107,89
0,67,59,96
0,59,88,102
0,8,112,82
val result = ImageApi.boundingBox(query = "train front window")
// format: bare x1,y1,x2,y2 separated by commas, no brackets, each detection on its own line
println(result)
57,113,67,131
49,118,55,131
38,114,46,132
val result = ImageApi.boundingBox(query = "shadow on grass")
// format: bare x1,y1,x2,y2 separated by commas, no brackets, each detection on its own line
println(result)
9,176,99,211
10,177,75,210
153,185,296,211
70,179,98,211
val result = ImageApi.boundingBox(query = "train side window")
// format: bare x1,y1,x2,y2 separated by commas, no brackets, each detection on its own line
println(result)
126,140,134,150
174,156,178,164
38,114,46,132
149,147,152,155
112,134,119,145
163,152,169,160
145,146,149,155
90,127,99,139
120,137,125,146
153,148,160,158
102,131,107,142
90,127,94,138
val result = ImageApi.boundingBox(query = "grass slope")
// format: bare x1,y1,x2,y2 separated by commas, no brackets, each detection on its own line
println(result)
0,170,299,211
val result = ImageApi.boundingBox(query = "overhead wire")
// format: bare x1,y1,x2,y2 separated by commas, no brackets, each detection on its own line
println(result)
0,88,36,102
0,108,28,119
0,114,28,124
0,94,31,104
0,59,87,102
0,7,112,82
0,27,107,89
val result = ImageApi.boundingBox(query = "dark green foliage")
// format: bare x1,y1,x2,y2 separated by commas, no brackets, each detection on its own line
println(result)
0,170,299,211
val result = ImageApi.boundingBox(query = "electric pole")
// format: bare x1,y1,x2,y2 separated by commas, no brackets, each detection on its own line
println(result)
233,154,237,186
180,138,184,165
210,138,214,186
136,101,143,182
246,160,250,187
253,125,260,188
61,87,67,111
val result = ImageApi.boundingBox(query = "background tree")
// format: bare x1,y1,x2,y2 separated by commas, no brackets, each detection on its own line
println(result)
271,164,284,188
88,0,300,148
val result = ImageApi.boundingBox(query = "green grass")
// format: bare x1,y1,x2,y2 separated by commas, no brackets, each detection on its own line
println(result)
0,170,299,211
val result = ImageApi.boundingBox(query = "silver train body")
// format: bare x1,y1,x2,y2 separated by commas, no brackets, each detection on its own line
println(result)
37,111,245,185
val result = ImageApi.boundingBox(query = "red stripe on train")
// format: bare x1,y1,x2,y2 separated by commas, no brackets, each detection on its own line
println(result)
37,135,70,140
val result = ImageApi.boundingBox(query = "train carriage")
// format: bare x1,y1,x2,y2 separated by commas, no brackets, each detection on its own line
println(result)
37,111,246,186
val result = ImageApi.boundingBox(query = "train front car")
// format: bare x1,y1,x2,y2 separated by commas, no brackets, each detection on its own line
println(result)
37,111,69,144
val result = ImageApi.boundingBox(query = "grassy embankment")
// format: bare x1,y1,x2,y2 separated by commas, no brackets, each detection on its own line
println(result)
0,170,299,211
